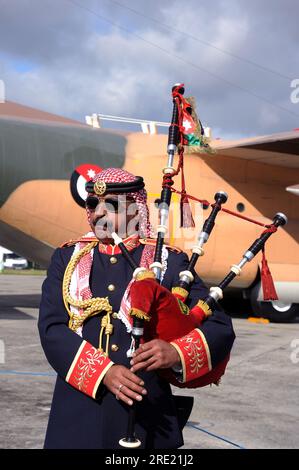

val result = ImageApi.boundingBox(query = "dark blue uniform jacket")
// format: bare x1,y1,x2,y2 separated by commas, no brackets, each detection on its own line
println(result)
38,244,235,449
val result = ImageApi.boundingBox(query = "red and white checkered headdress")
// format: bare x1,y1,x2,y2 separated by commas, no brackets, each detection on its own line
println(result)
86,168,153,238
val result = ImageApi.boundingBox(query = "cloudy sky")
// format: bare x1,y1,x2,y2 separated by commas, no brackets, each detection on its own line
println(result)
0,0,298,138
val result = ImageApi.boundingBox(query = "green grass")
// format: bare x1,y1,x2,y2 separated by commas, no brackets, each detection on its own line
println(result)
0,268,47,276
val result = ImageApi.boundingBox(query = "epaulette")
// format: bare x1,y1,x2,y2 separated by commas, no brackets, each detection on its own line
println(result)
60,237,98,248
139,238,182,253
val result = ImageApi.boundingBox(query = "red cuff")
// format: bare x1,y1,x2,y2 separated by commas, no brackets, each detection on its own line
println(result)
66,340,114,398
162,354,230,389
170,328,211,383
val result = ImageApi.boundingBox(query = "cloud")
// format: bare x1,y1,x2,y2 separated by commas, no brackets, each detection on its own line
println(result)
0,0,298,138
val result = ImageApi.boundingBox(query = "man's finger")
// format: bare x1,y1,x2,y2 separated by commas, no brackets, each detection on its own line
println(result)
116,385,144,405
134,340,157,354
116,389,133,406
121,376,147,395
131,355,156,373
131,347,156,364
144,360,161,371
122,369,145,386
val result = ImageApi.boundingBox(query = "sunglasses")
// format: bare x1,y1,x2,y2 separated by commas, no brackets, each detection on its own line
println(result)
85,196,122,212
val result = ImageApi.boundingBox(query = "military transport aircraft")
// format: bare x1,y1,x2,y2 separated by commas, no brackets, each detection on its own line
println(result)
0,100,298,322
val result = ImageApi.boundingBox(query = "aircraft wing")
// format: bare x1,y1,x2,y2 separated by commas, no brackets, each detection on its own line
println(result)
211,130,299,169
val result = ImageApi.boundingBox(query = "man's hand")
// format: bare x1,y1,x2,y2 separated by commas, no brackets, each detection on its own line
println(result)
130,339,181,373
103,364,147,406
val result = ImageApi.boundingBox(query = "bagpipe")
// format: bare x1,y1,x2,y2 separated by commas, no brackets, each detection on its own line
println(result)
110,84,287,448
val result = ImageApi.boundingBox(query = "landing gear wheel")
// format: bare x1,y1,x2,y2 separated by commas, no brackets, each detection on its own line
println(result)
250,297,298,323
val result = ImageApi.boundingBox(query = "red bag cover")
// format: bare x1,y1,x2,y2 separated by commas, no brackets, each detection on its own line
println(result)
129,278,198,343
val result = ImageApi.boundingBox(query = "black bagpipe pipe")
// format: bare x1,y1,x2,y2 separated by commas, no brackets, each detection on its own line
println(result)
111,232,148,449
151,83,185,281
176,191,228,295
195,212,288,316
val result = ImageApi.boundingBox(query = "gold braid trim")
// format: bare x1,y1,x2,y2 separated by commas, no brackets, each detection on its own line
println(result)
135,269,156,281
62,241,113,332
196,300,213,317
129,308,151,321
99,313,114,354
171,286,189,301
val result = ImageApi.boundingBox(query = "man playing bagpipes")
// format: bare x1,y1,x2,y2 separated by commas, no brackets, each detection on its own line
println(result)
38,167,235,449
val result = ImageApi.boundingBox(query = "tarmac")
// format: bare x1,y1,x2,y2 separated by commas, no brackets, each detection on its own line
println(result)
0,274,298,449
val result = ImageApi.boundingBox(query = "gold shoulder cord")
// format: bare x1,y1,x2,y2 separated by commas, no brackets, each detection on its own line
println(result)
62,241,113,355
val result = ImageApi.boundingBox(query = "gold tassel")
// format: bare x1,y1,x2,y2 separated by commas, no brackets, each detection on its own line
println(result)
130,308,151,321
135,270,156,281
171,286,189,301
196,300,213,317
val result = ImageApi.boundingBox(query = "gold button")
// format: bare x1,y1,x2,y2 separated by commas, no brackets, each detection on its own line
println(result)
112,312,118,319
108,284,115,292
110,257,118,264
111,344,119,352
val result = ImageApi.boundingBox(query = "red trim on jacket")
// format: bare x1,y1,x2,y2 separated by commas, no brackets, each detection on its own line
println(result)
170,328,211,383
66,341,114,399
162,354,230,389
